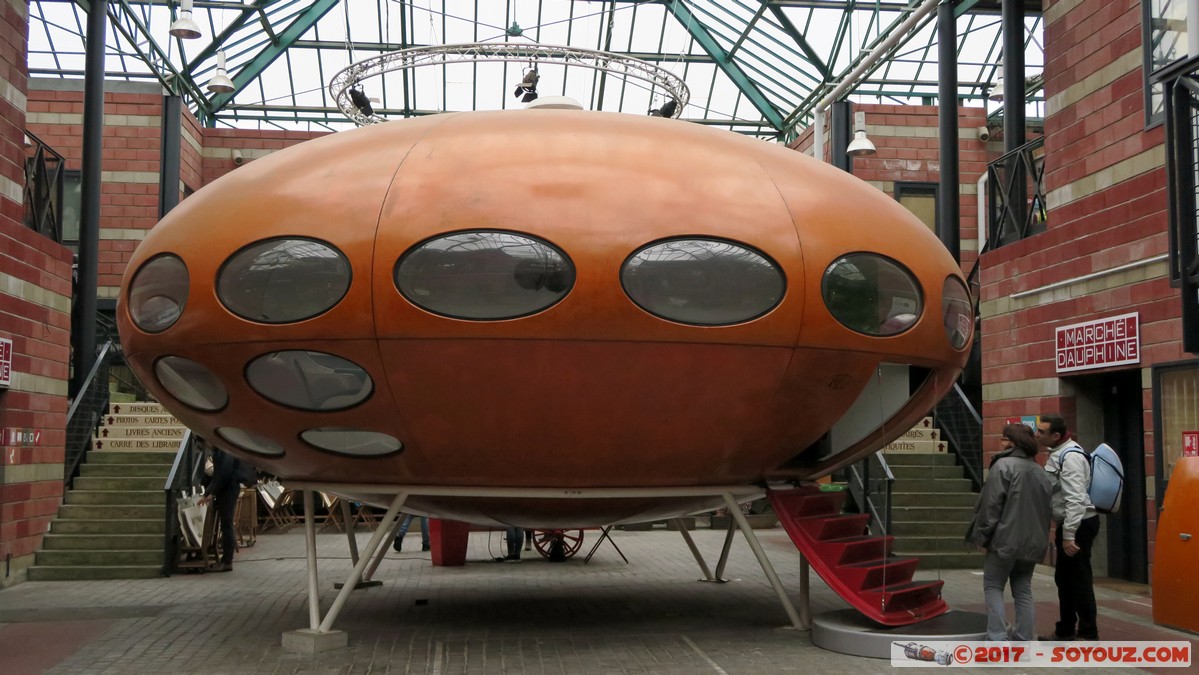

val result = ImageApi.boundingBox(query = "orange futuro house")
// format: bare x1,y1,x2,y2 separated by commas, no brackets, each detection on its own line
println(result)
118,109,972,527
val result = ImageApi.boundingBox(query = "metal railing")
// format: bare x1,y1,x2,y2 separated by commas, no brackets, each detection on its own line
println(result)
933,382,984,491
162,431,206,576
23,130,64,243
987,136,1047,249
63,340,115,489
846,451,894,536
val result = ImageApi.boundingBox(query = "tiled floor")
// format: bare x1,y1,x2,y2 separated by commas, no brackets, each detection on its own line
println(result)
0,527,1194,674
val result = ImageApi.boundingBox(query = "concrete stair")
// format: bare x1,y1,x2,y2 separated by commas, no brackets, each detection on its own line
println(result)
29,403,184,581
881,419,983,570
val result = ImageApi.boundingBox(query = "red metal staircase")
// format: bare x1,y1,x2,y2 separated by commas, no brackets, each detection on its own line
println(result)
768,487,948,626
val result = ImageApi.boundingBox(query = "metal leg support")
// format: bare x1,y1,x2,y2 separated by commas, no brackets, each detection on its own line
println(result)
303,490,320,631
722,492,808,630
317,493,407,633
362,513,407,583
672,518,715,581
713,516,736,580
340,499,359,565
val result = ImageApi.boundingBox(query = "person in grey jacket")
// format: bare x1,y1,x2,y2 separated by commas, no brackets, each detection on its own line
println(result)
968,423,1053,641
1038,413,1100,641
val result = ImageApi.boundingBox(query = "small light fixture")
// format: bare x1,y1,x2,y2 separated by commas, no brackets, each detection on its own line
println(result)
513,66,539,103
989,59,1004,102
349,86,374,116
846,110,876,157
206,50,235,94
169,0,202,40
648,99,679,118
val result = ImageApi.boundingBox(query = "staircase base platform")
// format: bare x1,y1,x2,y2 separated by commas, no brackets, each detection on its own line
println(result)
812,608,986,659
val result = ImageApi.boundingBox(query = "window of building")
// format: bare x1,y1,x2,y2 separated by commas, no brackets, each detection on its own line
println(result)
894,182,938,234
1152,361,1199,503
60,169,81,248
1144,0,1190,127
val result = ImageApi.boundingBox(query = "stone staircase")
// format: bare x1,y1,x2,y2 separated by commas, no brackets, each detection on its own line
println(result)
880,418,983,569
29,402,185,581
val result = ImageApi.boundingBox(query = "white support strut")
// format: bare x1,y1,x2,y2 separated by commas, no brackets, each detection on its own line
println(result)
722,492,808,630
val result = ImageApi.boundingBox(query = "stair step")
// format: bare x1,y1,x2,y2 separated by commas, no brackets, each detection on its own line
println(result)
86,451,177,465
107,402,168,415
882,453,957,467
861,580,946,617
79,463,172,478
890,506,974,521
56,504,164,520
891,492,978,508
36,549,164,566
837,555,920,590
888,535,973,550
74,476,165,491
801,513,870,541
824,535,894,565
41,533,162,550
49,519,164,535
27,565,162,581
887,465,971,482
890,521,973,537
780,491,846,519
65,490,163,506
889,551,984,569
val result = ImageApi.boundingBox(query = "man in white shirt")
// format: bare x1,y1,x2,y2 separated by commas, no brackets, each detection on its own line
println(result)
1037,413,1100,641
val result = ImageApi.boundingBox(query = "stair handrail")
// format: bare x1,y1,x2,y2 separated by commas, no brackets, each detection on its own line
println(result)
162,430,205,576
933,382,984,491
846,450,895,537
63,340,115,489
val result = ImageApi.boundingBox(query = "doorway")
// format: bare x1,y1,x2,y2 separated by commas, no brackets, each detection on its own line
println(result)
1072,369,1147,583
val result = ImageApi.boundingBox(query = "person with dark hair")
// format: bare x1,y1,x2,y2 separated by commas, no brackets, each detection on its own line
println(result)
198,445,243,572
967,423,1053,641
1037,413,1099,641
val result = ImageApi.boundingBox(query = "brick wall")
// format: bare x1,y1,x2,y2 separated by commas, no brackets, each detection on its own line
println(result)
979,0,1172,569
789,103,993,271
0,0,73,589
27,80,165,297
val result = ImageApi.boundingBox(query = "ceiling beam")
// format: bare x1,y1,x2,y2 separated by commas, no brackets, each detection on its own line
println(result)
658,0,785,131
206,0,341,113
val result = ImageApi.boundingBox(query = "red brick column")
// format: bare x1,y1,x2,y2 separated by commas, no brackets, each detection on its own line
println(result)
0,0,74,588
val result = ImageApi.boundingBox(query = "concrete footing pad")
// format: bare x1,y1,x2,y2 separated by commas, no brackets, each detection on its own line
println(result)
282,629,348,653
812,609,987,659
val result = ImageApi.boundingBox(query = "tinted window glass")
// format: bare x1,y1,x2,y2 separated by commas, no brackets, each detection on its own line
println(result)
218,238,350,323
154,356,228,411
300,428,402,457
621,238,784,325
246,351,372,411
822,254,922,336
129,254,189,332
942,277,973,350
396,231,574,320
216,427,285,457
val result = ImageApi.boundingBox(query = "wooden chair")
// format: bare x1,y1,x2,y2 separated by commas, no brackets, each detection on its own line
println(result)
235,486,258,548
258,482,299,532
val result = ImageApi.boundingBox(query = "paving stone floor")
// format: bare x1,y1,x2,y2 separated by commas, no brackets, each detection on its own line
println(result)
0,527,1194,674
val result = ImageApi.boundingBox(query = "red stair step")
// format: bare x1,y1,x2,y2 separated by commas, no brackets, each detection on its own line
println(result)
837,555,919,590
799,513,870,541
823,535,894,565
861,580,947,621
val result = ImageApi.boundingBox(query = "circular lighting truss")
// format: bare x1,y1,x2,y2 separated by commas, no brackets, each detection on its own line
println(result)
329,43,690,126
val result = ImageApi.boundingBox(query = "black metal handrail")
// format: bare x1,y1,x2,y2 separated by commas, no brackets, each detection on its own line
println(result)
933,382,984,491
987,136,1047,249
846,451,894,536
23,129,64,243
162,431,205,576
63,340,114,489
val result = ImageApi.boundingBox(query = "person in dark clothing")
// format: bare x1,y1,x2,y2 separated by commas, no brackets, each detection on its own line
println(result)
1037,413,1100,641
967,423,1053,641
199,445,242,572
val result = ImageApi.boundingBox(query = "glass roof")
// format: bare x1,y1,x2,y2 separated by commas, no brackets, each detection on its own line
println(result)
27,1,1044,140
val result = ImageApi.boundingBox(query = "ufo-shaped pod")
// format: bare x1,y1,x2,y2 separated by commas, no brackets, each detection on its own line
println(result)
118,110,971,527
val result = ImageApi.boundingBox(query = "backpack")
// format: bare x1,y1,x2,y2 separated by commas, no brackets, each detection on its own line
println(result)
1063,443,1124,514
